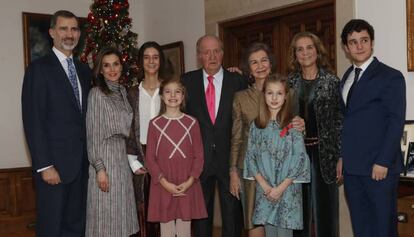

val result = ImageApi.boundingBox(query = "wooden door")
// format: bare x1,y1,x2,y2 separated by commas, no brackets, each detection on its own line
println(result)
219,0,335,74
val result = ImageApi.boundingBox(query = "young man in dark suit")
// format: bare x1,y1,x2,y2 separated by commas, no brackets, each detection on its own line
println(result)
22,10,92,237
339,19,406,237
182,35,246,237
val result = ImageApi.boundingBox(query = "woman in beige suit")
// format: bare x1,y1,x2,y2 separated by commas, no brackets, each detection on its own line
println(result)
229,42,274,237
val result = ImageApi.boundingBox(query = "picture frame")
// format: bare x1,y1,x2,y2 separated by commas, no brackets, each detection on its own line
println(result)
161,41,185,79
401,121,414,177
405,142,414,177
407,0,414,71
22,12,87,68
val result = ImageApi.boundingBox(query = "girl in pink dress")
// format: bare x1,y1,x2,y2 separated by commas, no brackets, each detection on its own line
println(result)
145,78,207,237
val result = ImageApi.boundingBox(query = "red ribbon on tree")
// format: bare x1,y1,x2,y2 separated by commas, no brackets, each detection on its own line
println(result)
279,123,293,138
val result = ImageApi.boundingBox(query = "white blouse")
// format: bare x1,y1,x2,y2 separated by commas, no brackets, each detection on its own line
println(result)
139,82,161,144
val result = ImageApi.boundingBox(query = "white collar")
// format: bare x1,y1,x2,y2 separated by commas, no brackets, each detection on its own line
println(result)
353,55,374,72
202,67,223,79
52,47,73,62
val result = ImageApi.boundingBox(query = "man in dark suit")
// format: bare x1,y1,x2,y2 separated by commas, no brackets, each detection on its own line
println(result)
182,35,246,237
339,19,406,237
22,10,91,237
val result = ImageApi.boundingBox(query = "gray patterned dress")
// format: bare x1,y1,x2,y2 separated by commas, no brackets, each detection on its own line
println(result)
86,80,139,236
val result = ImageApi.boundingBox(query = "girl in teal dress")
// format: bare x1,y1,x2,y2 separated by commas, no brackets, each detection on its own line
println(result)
244,74,310,237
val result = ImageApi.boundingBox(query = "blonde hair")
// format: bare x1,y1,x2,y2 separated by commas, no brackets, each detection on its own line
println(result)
287,31,332,73
255,73,292,129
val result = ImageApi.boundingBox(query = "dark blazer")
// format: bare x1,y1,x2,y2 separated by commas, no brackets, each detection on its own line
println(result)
22,53,91,183
289,69,343,184
340,57,406,176
182,68,247,177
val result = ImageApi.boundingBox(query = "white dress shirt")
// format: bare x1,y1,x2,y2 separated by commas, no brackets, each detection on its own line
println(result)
342,55,374,104
138,82,161,144
203,67,224,116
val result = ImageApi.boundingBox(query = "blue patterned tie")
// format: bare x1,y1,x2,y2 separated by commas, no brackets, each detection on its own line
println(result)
66,58,81,110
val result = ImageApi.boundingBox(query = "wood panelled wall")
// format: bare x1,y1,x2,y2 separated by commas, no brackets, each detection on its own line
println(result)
0,167,35,225
219,0,335,74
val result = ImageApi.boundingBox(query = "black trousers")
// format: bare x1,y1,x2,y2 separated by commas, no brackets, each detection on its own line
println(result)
192,158,242,237
34,165,88,237
294,145,339,237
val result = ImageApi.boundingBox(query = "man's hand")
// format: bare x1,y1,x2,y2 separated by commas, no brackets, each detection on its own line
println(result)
372,164,388,181
229,170,241,200
41,167,61,185
292,116,305,133
336,158,343,184
97,170,109,192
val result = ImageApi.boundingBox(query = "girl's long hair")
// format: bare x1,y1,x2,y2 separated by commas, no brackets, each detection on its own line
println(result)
255,73,293,129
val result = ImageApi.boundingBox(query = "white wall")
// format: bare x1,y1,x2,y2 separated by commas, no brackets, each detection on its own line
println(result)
0,0,91,168
0,0,147,168
138,0,205,71
355,0,414,119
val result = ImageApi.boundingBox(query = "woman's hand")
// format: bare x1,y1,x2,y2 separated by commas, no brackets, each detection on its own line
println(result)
134,167,148,175
292,116,305,133
336,158,343,184
97,170,109,192
227,67,243,75
229,171,241,200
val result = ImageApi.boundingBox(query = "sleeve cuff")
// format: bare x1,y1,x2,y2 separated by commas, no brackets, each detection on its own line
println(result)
37,165,53,173
127,154,143,173
93,160,106,172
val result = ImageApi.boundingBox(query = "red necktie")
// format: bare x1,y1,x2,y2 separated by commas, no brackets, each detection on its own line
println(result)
206,75,216,124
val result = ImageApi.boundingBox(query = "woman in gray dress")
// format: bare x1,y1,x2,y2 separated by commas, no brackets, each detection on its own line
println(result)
86,47,139,236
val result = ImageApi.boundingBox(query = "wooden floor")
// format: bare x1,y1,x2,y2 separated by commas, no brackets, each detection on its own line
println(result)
0,221,35,237
0,223,225,237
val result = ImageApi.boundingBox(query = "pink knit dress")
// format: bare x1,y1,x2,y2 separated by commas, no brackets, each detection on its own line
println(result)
146,114,207,222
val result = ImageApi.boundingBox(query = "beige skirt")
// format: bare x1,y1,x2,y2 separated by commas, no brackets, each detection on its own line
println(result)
240,171,258,230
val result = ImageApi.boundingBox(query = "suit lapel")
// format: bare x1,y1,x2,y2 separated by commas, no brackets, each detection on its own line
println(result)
194,70,213,126
344,57,380,110
215,70,231,125
351,58,379,101
49,53,82,114
339,66,353,108
74,59,89,114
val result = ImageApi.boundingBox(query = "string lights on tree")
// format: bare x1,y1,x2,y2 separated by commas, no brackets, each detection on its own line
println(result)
81,0,139,86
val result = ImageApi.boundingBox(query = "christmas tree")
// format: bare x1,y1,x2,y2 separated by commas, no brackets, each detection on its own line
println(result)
81,0,139,86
